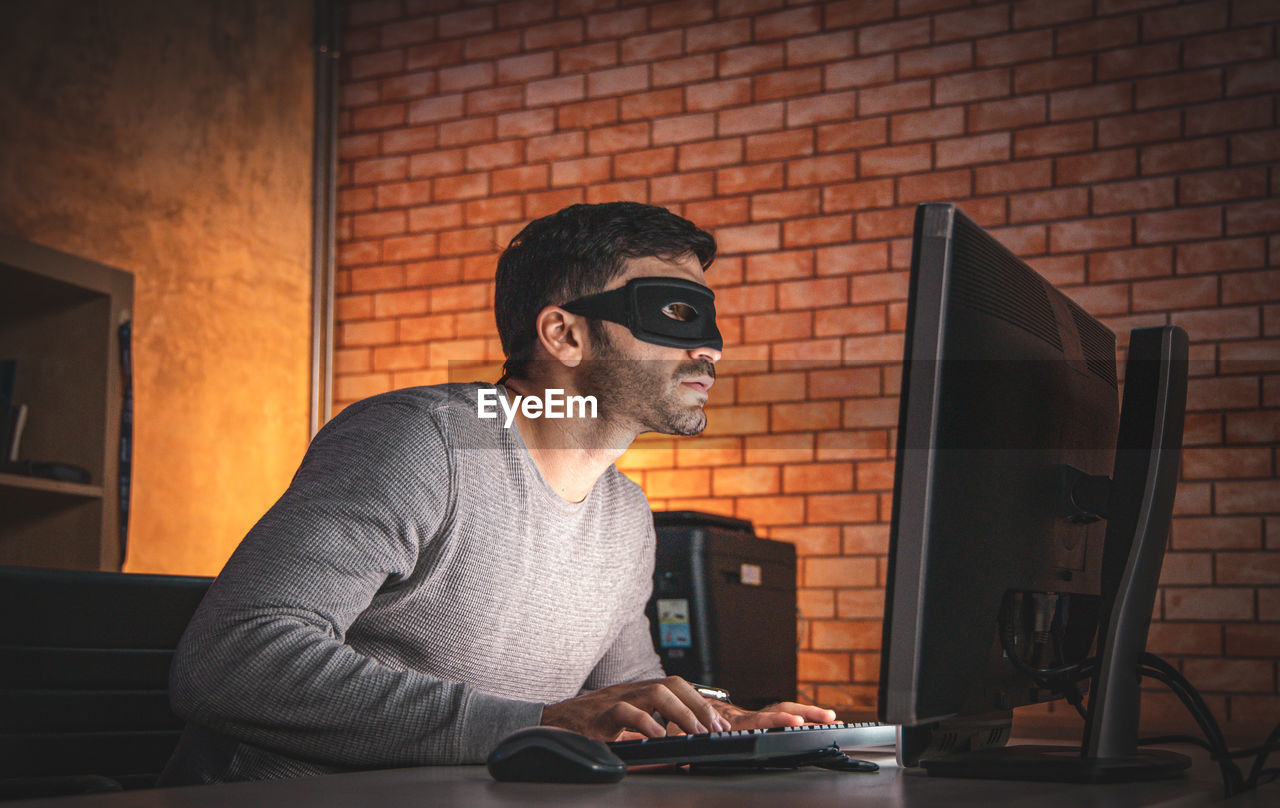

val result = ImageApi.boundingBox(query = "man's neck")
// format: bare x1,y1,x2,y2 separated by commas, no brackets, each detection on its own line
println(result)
502,378,636,503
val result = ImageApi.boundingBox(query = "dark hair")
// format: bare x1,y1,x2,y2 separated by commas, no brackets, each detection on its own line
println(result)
494,202,716,382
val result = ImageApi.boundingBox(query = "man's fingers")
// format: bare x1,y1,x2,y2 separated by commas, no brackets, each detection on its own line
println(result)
606,701,666,739
662,676,726,733
769,702,839,723
647,682,709,736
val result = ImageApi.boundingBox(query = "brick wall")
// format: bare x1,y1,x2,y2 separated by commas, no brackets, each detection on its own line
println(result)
334,0,1279,728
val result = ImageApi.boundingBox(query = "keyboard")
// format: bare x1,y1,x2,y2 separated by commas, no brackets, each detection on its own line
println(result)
608,722,896,766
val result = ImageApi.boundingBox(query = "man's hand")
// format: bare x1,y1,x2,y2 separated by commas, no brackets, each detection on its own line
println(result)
540,676,732,741
709,699,838,731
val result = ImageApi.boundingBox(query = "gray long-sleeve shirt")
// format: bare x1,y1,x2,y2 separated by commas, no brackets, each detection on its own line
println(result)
161,383,664,783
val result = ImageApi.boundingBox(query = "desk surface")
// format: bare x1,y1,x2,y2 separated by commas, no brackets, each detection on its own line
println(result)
10,741,1277,807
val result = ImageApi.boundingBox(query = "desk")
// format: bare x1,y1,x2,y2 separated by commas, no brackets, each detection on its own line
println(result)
8,741,1276,807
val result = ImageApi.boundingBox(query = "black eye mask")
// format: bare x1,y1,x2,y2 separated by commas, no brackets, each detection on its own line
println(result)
560,277,722,351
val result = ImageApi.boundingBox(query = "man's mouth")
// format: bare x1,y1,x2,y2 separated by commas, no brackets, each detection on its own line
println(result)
680,377,714,393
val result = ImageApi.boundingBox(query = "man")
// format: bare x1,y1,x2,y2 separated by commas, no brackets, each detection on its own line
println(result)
161,203,834,784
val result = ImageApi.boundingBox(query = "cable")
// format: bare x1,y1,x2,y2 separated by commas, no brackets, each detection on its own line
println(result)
1246,723,1280,791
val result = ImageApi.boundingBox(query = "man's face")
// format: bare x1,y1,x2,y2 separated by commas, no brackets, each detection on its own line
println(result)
577,254,722,437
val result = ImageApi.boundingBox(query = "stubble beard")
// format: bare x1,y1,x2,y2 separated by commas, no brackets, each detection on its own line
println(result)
580,327,713,438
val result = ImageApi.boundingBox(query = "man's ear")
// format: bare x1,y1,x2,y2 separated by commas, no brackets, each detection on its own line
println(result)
533,305,586,368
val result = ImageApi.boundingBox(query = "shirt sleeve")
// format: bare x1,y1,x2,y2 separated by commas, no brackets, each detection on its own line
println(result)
168,394,542,769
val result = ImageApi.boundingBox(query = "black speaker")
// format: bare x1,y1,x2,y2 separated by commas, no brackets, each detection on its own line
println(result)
647,511,797,710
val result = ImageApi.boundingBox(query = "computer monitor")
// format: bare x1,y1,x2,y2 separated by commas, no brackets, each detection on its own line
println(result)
878,203,1190,783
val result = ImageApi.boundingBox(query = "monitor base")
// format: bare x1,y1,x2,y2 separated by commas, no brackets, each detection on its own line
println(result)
921,744,1191,783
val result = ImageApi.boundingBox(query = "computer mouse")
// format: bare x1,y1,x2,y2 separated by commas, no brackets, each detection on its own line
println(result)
486,726,627,784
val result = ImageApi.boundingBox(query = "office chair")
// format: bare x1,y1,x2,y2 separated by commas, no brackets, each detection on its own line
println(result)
0,565,211,799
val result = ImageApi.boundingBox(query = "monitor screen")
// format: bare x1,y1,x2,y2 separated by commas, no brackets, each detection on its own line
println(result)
879,203,1119,730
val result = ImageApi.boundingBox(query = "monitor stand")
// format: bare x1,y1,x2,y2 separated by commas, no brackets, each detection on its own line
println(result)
922,326,1191,784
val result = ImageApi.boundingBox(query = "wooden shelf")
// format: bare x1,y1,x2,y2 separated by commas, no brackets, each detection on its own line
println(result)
0,234,132,571
0,471,103,499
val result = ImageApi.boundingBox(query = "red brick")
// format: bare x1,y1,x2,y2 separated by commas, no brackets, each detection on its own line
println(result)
720,103,785,136
438,116,494,147
1015,56,1094,94
975,160,1053,194
1136,69,1224,111
496,52,554,84
786,30,858,66
817,119,888,153
1136,208,1223,245
620,31,682,64
712,465,780,496
1181,169,1268,206
937,132,1010,168
1092,177,1175,215
771,339,844,367
753,67,822,102
809,618,881,650
859,80,932,116
1142,0,1229,41
857,144,930,178
969,96,1046,132
620,88,684,122
1181,446,1272,480
1088,246,1173,282
1133,274,1219,310
1095,42,1180,82
526,74,585,107
743,433,815,465
1225,410,1280,443
1098,110,1182,148
652,54,716,87
1227,59,1280,96
587,65,649,98
891,108,965,144
825,55,896,89
1179,239,1267,277
1181,658,1274,693
687,78,753,112
1014,122,1094,158
686,16,751,52
523,18,583,51
826,179,897,212
645,468,711,499
438,63,494,94
784,215,854,248
1058,147,1140,185
976,29,1053,67
798,652,850,682
1224,625,1280,659
734,495,805,525
407,94,464,125
752,189,821,222
1146,622,1223,657
1220,338,1280,373
858,18,930,54
339,318,398,347
1187,376,1259,411
679,139,745,171
1049,216,1132,253
682,197,746,227
586,7,647,40
807,491,879,525
557,42,618,74
787,92,858,127
1008,188,1088,224
897,42,973,79
1171,517,1264,550
526,132,586,162
744,251,814,283
1164,587,1253,620
463,29,522,61
650,171,714,205
787,154,858,187
934,4,1009,42
1227,200,1280,237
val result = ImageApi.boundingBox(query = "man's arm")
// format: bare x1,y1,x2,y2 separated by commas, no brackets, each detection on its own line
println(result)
169,397,542,767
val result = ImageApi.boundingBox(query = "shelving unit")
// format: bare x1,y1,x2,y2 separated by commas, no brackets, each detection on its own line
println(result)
0,234,133,570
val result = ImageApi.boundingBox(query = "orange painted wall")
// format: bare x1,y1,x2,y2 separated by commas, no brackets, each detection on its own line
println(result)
0,1,316,576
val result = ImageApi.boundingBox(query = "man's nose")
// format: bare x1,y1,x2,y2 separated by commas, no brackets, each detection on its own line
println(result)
689,344,722,364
